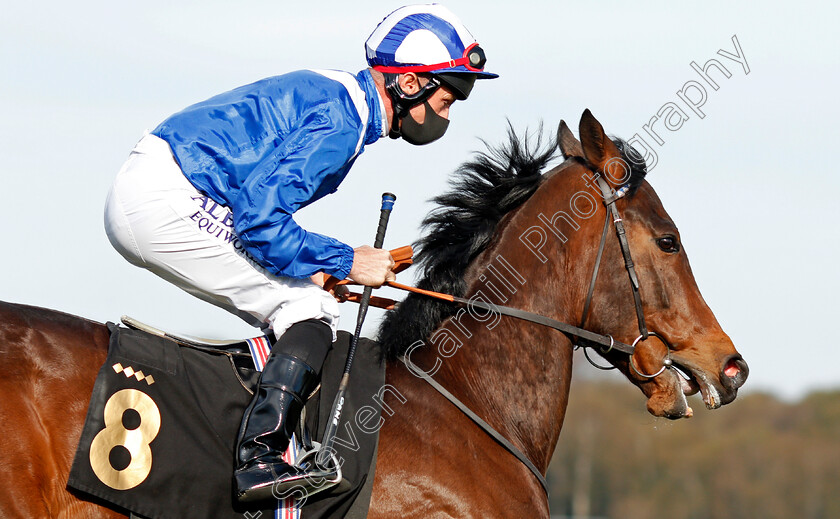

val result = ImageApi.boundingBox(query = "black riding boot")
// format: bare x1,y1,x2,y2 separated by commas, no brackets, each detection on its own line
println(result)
234,321,333,504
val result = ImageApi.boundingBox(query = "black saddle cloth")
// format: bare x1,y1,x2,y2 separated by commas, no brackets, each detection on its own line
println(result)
68,323,385,519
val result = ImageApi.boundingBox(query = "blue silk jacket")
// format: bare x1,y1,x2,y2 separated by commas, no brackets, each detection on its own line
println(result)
152,69,386,279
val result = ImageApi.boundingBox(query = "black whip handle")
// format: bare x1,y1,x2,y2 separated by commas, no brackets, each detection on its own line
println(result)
343,192,395,374
317,192,395,468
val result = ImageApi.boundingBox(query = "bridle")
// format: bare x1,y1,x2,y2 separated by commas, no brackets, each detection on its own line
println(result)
388,165,677,495
390,171,674,375
575,174,674,379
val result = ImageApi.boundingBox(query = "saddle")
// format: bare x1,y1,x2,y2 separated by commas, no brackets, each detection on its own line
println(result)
68,318,385,519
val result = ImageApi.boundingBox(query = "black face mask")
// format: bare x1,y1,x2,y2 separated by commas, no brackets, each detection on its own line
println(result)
399,101,450,145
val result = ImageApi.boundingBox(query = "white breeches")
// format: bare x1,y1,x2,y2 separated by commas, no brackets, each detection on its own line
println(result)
104,133,340,338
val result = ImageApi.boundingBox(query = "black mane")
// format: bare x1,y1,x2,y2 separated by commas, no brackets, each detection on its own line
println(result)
377,125,647,358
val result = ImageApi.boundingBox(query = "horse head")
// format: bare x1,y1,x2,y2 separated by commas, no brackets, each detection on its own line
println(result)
555,109,748,418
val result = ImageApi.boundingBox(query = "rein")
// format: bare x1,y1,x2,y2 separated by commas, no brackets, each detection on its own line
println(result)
384,176,654,358
383,180,645,496
398,354,550,494
338,172,676,497
387,280,636,355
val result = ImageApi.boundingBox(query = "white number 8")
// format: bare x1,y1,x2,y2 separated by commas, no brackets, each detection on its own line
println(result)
89,388,161,490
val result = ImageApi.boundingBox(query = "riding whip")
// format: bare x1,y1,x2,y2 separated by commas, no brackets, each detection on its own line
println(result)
316,192,396,467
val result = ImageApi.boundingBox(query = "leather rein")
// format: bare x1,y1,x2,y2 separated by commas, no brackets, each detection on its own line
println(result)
387,177,658,358
335,175,676,496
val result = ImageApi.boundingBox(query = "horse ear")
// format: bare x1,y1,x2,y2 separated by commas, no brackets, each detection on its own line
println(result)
557,120,584,160
578,109,623,173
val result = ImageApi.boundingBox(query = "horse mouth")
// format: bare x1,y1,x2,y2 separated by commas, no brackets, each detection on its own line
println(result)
670,358,723,410
673,363,700,396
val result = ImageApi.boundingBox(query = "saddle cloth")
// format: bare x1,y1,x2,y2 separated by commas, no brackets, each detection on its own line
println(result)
68,323,385,519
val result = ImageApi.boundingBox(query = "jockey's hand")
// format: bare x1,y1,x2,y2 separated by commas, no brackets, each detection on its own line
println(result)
310,272,350,302
348,245,396,287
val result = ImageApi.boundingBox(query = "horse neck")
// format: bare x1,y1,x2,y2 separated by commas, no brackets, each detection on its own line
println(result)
424,163,604,470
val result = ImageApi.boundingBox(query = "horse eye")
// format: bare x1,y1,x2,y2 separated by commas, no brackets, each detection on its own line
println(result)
656,236,680,253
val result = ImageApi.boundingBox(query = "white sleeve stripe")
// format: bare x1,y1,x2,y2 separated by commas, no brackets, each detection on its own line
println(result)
309,69,368,156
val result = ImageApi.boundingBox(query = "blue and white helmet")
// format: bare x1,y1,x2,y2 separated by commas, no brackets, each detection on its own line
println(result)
365,4,498,100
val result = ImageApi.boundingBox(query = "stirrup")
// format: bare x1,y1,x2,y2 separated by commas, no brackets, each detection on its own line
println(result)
291,442,343,496
235,444,342,504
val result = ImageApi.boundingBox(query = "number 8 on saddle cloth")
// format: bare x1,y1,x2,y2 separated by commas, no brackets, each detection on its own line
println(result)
68,323,385,519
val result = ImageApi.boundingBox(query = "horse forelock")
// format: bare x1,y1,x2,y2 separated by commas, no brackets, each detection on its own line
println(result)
612,137,648,197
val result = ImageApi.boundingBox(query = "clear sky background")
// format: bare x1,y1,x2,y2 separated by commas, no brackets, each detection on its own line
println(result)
1,1,837,400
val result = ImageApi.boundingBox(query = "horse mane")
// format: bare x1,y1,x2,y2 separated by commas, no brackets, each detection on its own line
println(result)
377,124,647,358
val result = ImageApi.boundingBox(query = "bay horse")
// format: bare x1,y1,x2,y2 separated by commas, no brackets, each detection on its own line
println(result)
0,110,747,518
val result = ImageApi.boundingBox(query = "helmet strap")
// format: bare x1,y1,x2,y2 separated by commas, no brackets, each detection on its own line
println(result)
384,73,441,139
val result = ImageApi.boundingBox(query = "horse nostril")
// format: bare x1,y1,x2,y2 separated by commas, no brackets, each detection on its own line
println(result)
724,360,740,378
722,356,749,390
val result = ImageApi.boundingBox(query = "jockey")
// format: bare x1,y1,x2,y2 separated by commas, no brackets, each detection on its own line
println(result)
103,3,497,504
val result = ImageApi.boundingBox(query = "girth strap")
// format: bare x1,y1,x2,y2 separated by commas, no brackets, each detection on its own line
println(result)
398,356,549,495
